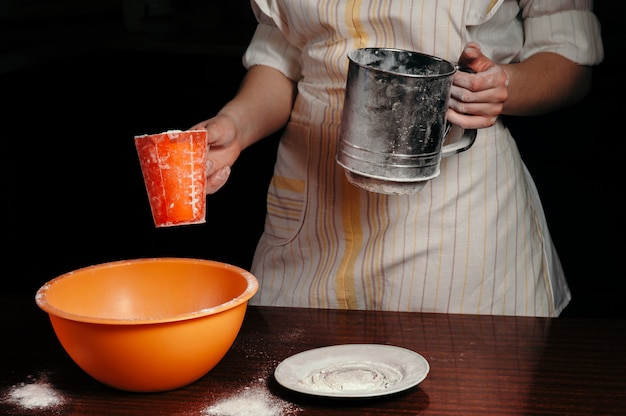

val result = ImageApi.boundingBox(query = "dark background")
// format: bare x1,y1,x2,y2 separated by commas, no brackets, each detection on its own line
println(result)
2,1,624,318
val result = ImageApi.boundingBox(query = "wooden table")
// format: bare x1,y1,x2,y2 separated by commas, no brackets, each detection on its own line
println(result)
1,294,625,415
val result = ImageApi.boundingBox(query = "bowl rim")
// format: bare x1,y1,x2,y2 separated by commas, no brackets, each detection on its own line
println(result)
35,257,259,325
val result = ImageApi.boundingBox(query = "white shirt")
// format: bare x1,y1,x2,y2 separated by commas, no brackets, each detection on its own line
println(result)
241,0,603,316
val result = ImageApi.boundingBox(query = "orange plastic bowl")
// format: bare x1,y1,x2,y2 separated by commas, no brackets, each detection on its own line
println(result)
35,258,258,392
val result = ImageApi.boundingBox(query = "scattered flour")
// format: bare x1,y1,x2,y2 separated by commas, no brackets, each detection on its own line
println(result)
203,328,305,416
5,375,65,410
202,386,299,416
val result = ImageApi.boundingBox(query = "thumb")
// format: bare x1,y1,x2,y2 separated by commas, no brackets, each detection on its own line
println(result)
458,42,495,73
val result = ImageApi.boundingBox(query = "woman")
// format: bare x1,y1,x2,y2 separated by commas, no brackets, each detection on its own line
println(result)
191,0,603,316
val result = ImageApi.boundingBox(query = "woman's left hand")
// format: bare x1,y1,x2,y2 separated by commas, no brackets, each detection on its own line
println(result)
447,42,510,129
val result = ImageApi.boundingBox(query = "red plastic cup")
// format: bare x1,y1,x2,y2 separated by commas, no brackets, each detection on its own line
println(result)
134,130,208,227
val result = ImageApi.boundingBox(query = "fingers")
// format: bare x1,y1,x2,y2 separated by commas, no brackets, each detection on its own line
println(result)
449,76,507,115
189,120,209,131
205,165,231,194
452,65,507,93
446,108,497,130
458,42,495,73
204,154,232,194
448,45,510,129
189,115,236,147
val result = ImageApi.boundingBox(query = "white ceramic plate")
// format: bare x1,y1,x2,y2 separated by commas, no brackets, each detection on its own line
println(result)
274,344,429,398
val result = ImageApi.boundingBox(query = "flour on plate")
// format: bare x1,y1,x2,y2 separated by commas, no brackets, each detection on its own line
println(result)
299,360,403,393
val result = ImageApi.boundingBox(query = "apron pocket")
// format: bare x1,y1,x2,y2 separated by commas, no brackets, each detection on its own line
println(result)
263,121,310,245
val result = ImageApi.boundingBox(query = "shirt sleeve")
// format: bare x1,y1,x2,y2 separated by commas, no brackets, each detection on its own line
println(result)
241,3,303,81
520,0,604,65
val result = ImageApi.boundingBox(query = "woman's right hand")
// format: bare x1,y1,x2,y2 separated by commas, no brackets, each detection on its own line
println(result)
191,65,298,194
190,114,243,195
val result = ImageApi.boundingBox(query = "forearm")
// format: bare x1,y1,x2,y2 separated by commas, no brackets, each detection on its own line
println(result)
218,64,296,150
501,52,592,116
